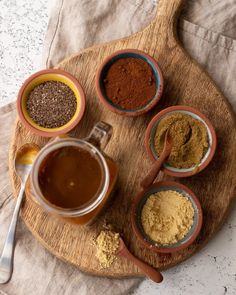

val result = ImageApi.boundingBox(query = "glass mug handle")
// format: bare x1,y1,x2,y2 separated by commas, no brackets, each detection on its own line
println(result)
85,122,112,150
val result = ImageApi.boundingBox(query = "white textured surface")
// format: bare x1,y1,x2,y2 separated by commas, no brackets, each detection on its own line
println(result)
0,1,236,295
0,0,49,107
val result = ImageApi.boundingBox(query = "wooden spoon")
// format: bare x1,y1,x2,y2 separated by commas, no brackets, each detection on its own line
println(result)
141,131,173,189
116,237,163,283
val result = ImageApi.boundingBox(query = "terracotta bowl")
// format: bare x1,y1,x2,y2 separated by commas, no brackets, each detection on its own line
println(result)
95,49,164,116
131,181,203,253
145,105,217,177
17,69,85,137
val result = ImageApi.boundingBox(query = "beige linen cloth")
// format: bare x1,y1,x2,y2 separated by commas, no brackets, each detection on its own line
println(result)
1,1,236,294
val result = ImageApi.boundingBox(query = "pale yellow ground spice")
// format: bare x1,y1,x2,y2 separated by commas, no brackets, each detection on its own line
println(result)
141,190,194,245
95,230,120,268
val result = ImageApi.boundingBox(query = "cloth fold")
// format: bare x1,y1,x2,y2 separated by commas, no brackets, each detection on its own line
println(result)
1,0,236,294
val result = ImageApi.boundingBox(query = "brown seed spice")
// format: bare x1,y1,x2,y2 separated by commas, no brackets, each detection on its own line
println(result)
26,80,77,128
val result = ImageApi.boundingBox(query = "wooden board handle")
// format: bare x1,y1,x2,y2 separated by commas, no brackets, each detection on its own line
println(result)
153,0,185,34
155,0,185,25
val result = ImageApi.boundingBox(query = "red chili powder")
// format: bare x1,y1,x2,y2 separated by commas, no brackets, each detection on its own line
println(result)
104,57,156,110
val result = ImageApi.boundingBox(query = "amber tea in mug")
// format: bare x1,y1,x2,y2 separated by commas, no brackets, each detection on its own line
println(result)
38,146,104,209
28,122,118,225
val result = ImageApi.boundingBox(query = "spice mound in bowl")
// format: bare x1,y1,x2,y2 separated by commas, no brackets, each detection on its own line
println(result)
27,81,77,129
94,230,120,268
154,112,209,169
104,57,156,110
141,190,194,245
145,105,217,177
131,181,203,253
95,49,164,116
17,69,85,137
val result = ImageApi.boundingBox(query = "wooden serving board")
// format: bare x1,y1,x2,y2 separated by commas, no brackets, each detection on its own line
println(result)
9,0,236,277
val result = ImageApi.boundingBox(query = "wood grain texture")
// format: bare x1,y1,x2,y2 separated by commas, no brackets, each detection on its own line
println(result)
9,0,236,277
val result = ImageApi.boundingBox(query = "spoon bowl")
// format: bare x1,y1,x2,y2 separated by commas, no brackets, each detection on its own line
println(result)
15,143,40,182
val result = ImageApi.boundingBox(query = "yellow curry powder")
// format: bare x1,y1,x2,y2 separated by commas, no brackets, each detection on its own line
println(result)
141,190,194,245
95,230,120,268
154,113,209,169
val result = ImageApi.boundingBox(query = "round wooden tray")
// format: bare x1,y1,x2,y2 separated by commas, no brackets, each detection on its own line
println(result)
9,0,236,277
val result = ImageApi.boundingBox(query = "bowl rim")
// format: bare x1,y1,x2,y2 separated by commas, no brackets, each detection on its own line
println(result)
131,180,203,253
145,105,217,177
17,68,86,137
95,48,164,117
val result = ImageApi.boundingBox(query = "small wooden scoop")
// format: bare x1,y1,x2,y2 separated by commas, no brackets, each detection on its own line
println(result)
141,131,173,189
116,237,163,283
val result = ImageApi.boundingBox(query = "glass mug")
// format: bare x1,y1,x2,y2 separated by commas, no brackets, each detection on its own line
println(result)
25,122,118,225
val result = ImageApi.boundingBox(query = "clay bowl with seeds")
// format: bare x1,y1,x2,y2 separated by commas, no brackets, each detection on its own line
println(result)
95,49,164,116
145,105,217,177
131,181,203,253
17,69,85,137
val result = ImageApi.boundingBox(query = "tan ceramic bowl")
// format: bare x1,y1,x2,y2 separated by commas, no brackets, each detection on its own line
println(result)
17,69,85,137
131,181,203,253
145,105,217,177
95,49,164,116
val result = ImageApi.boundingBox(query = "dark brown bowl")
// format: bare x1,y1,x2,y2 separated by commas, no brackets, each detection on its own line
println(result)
95,49,164,116
145,105,217,177
131,181,203,253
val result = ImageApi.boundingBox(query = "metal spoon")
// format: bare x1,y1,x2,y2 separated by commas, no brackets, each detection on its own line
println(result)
141,131,173,189
116,237,163,283
0,143,39,284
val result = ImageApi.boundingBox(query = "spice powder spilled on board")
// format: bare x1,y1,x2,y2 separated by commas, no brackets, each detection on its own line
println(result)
104,57,156,110
95,230,120,268
141,190,194,245
26,81,77,128
154,113,209,169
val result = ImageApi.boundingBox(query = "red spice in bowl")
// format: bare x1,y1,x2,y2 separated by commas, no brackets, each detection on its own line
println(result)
104,57,156,110
95,49,164,116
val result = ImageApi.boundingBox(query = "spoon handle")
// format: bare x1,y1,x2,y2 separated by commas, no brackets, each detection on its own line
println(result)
0,184,25,284
141,150,170,189
119,249,163,283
